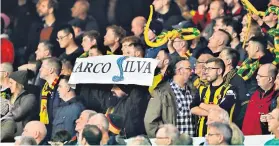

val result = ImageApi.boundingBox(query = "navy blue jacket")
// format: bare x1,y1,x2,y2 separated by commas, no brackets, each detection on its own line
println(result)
51,97,84,137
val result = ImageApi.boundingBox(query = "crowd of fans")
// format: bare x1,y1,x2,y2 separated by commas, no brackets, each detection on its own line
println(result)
1,0,279,145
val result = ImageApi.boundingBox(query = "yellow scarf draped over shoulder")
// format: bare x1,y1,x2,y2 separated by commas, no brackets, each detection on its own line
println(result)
40,76,59,124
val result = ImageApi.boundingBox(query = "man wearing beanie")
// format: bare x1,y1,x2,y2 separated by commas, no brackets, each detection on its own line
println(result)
8,70,37,136
106,84,149,138
144,20,166,58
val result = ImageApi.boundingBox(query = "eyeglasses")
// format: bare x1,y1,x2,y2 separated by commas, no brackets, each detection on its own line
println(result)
257,74,270,78
56,34,69,41
204,67,219,72
265,114,275,120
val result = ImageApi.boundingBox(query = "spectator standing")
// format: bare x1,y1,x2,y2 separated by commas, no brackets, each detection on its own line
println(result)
52,76,84,137
145,60,195,137
57,25,84,66
104,25,126,55
242,64,279,135
70,0,99,32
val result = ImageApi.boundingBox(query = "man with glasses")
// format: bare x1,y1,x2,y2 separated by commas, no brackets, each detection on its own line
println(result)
206,122,233,145
191,58,238,137
262,108,279,145
154,124,181,146
57,25,83,66
192,53,214,90
0,63,13,100
242,63,279,135
145,60,195,137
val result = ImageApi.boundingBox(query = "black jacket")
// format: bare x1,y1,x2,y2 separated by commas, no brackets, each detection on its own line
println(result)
52,97,84,137
10,90,38,136
110,85,150,138
76,84,113,113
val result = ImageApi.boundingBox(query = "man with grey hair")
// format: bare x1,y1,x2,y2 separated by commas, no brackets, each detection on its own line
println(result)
87,113,109,145
206,122,232,145
145,60,195,137
155,124,180,145
75,110,97,134
207,108,230,125
18,136,37,145
38,57,62,141
0,63,13,99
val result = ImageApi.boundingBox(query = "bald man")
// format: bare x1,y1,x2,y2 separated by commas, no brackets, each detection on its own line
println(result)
71,0,99,31
87,113,110,145
131,16,146,37
20,121,47,144
145,60,195,137
208,29,231,57
75,110,97,134
242,64,279,135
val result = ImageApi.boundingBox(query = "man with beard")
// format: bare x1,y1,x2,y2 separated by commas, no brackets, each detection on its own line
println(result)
26,0,62,59
190,58,239,137
224,0,245,20
107,84,149,138
145,60,195,137
104,25,126,55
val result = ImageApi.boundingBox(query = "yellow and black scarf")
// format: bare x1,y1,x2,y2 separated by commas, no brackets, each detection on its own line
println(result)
40,76,59,124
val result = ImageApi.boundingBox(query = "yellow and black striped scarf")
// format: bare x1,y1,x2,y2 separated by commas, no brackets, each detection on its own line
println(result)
40,76,59,124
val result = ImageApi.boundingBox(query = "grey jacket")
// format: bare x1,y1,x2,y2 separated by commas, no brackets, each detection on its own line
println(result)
10,90,38,136
144,81,177,138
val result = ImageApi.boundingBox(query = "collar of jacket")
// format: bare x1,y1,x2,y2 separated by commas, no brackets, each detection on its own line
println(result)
60,96,79,106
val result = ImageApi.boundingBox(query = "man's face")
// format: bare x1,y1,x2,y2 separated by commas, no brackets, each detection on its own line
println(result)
131,20,143,37
89,48,102,57
206,126,222,145
218,50,229,67
225,26,237,40
155,128,170,146
127,47,138,57
224,0,234,7
121,42,133,56
214,19,225,32
39,61,49,80
111,85,126,98
71,1,83,18
153,0,164,12
104,28,117,46
22,123,35,138
37,0,50,17
267,109,279,132
263,12,276,23
82,36,95,52
256,66,271,90
57,79,69,100
0,66,7,85
208,31,220,51
274,73,279,91
148,29,156,41
245,41,257,58
172,38,186,53
35,43,48,61
209,1,222,20
239,26,247,42
176,61,192,83
57,30,71,49
156,51,167,69
205,62,220,83
75,111,89,133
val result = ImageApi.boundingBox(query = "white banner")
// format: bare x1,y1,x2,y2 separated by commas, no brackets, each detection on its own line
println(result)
69,55,159,86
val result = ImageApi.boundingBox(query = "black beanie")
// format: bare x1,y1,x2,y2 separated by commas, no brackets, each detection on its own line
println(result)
117,84,133,94
150,20,163,36
9,70,28,86
106,114,124,135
